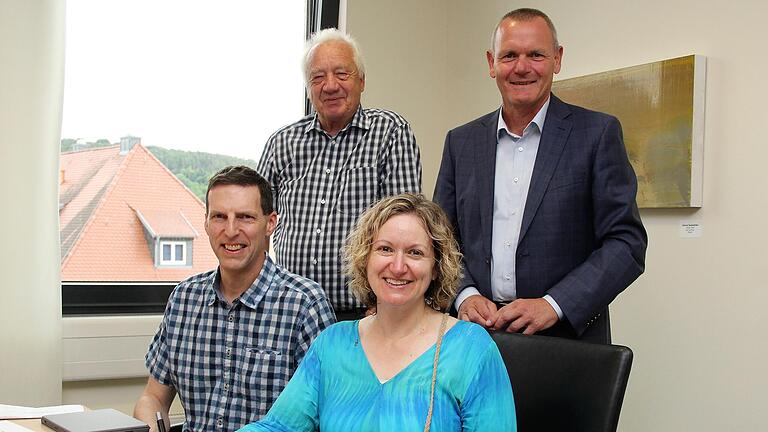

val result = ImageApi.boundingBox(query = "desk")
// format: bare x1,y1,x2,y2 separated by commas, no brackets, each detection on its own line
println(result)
6,418,48,431
7,415,154,431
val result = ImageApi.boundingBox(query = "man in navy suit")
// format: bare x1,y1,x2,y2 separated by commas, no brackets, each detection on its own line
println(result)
434,8,647,343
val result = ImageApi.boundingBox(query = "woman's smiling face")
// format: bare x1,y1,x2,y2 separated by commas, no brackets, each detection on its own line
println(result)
366,213,436,309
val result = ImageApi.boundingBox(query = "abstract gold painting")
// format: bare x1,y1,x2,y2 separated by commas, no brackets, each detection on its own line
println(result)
553,55,705,208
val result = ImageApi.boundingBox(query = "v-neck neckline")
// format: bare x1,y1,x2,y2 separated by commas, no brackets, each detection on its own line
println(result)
354,318,457,385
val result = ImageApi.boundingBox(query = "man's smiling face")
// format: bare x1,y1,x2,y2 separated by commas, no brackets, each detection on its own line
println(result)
204,184,276,282
487,16,562,115
307,40,365,135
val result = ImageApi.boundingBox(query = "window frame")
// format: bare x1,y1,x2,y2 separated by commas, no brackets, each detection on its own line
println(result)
159,240,187,266
60,1,339,316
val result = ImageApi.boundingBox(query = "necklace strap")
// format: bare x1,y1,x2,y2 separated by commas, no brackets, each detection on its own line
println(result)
424,313,449,432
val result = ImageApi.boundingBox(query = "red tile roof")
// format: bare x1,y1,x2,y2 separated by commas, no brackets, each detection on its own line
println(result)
60,145,125,256
60,143,218,281
132,205,199,239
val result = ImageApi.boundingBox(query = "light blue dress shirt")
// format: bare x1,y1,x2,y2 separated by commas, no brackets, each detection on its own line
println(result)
455,99,563,319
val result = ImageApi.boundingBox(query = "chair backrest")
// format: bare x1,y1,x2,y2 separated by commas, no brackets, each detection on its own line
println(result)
491,331,633,432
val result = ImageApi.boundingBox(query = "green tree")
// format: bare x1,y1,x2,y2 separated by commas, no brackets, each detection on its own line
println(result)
60,138,114,152
60,138,77,152
146,146,259,201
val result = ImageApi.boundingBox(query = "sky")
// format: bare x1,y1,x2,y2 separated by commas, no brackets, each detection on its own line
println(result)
62,0,306,162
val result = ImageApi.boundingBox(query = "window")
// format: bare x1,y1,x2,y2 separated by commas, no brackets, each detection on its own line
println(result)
59,1,334,315
160,241,187,266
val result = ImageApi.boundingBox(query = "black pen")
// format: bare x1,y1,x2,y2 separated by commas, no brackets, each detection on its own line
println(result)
156,411,167,432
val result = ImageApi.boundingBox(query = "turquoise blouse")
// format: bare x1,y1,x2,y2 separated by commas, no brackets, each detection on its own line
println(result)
237,319,516,431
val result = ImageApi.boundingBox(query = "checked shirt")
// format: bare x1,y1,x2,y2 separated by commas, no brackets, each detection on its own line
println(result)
257,106,422,311
145,256,335,431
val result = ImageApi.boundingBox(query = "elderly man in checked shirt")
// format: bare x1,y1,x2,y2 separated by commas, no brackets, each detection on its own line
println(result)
257,28,422,321
134,166,335,431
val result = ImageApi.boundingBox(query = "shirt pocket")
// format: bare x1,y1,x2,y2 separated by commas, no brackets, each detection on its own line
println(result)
335,166,377,216
239,346,289,413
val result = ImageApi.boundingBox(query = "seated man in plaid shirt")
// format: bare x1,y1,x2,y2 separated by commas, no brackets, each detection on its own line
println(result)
134,166,336,431
257,29,422,320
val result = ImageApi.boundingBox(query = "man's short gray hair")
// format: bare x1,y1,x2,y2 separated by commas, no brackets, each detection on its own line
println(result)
491,8,560,55
302,28,366,85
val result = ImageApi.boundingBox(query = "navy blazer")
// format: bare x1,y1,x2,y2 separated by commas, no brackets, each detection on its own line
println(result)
434,95,647,343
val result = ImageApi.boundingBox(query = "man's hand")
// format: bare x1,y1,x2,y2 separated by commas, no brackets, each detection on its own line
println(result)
492,298,558,334
458,295,498,328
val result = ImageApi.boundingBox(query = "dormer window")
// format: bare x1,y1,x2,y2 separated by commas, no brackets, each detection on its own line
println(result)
160,240,187,265
131,206,197,268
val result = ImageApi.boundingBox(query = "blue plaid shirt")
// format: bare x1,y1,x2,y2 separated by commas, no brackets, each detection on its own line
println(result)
146,256,336,431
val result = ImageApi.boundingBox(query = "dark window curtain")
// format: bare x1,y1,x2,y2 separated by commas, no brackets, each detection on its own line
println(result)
304,0,341,115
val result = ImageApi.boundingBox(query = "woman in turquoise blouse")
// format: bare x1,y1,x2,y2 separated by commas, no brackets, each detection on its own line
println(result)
238,194,516,431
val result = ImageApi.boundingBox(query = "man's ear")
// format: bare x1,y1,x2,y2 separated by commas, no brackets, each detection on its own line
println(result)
266,211,278,236
486,50,497,78
554,45,563,74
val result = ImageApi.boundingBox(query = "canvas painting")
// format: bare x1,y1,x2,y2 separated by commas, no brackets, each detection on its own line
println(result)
552,55,705,208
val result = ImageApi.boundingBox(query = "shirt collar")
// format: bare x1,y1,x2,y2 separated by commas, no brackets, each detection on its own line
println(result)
205,255,277,309
497,96,551,139
304,105,369,135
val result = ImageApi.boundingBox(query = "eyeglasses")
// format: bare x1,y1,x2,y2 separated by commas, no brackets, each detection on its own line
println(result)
309,70,358,86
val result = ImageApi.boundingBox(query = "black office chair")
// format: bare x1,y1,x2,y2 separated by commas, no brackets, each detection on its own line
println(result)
491,331,633,432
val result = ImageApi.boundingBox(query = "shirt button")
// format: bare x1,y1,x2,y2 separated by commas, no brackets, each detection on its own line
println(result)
223,383,229,390
217,419,223,427
312,258,318,265
505,274,511,280
513,177,519,183
511,210,517,215
320,199,326,205
331,139,336,144
325,168,331,174
518,146,524,152
316,228,322,234
228,314,234,322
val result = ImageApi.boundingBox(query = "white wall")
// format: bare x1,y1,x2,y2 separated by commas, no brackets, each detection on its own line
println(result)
541,3,768,430
349,0,768,430
347,0,450,195
60,315,185,420
0,0,65,405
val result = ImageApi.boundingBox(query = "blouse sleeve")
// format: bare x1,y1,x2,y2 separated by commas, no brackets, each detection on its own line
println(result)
460,340,517,431
237,336,323,432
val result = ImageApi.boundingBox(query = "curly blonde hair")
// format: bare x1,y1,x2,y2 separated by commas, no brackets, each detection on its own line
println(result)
343,193,463,311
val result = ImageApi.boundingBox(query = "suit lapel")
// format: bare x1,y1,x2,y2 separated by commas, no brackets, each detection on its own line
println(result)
519,96,572,243
477,110,500,256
